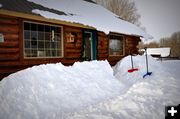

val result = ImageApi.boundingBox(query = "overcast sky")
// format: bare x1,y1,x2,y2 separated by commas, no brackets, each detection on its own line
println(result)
134,0,180,41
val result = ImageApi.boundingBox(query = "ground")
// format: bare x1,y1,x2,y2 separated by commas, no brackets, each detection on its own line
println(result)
0,55,180,119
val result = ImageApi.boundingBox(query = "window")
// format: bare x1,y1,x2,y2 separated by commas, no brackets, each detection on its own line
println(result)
109,34,124,56
23,22,63,58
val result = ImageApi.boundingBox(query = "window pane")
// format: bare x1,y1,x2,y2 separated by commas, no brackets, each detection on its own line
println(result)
24,22,30,30
31,31,37,40
37,50,45,57
38,32,44,40
55,33,60,41
31,49,37,57
51,50,56,56
38,41,44,49
51,26,55,31
31,31,37,48
25,40,31,48
45,41,50,49
45,25,50,32
51,42,56,49
110,39,120,51
46,50,51,56
38,24,44,32
31,23,37,31
25,49,31,57
45,33,50,41
55,27,59,33
24,31,30,39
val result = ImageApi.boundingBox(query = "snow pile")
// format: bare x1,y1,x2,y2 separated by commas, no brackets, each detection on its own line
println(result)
0,60,124,119
1,56,180,119
28,0,152,39
66,56,180,119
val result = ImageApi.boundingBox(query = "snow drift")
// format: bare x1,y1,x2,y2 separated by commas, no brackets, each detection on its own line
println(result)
0,60,123,119
0,56,180,119
67,56,180,119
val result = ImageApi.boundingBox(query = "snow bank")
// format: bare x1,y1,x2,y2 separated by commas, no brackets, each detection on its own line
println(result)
1,56,180,119
0,60,124,119
67,56,180,119
28,0,152,39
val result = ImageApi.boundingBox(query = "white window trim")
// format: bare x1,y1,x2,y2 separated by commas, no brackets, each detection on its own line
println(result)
23,21,64,59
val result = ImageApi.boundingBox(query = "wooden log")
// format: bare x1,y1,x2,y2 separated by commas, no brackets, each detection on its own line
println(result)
98,32,106,37
0,67,21,74
97,54,108,58
0,53,20,61
62,59,81,65
0,61,21,67
0,48,19,53
97,57,107,60
64,27,82,33
98,49,108,54
65,43,82,48
108,56,123,62
65,49,82,53
97,45,108,50
65,53,81,59
0,24,19,34
0,17,19,25
0,41,19,48
4,33,19,41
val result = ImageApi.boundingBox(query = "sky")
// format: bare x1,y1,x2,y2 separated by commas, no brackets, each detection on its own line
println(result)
134,0,180,42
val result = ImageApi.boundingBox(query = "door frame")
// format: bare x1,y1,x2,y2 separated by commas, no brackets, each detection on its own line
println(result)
82,29,97,60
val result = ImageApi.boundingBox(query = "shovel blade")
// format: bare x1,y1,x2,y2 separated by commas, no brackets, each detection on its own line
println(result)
128,68,139,73
143,72,152,78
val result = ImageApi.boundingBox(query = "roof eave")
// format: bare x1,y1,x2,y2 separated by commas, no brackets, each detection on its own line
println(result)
0,9,95,30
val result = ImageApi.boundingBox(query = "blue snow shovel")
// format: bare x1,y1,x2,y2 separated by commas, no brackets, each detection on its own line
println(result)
143,47,152,78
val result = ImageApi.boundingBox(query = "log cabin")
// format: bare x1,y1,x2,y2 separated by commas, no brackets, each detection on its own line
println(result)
0,0,151,80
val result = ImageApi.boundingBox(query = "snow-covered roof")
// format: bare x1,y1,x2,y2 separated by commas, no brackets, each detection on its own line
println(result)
0,0,152,39
147,47,171,57
28,0,152,39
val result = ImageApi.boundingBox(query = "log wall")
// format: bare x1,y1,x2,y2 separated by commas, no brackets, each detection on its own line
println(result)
125,36,140,55
96,32,140,66
97,32,108,60
0,15,140,80
0,16,21,79
0,15,84,80
64,26,83,60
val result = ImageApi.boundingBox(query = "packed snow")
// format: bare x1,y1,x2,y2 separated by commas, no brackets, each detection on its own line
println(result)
146,47,171,57
66,56,180,119
0,56,180,119
0,60,124,119
27,0,152,39
160,60,180,79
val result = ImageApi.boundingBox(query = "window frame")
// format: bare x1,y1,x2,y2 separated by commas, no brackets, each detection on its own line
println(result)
23,21,64,59
109,33,125,56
